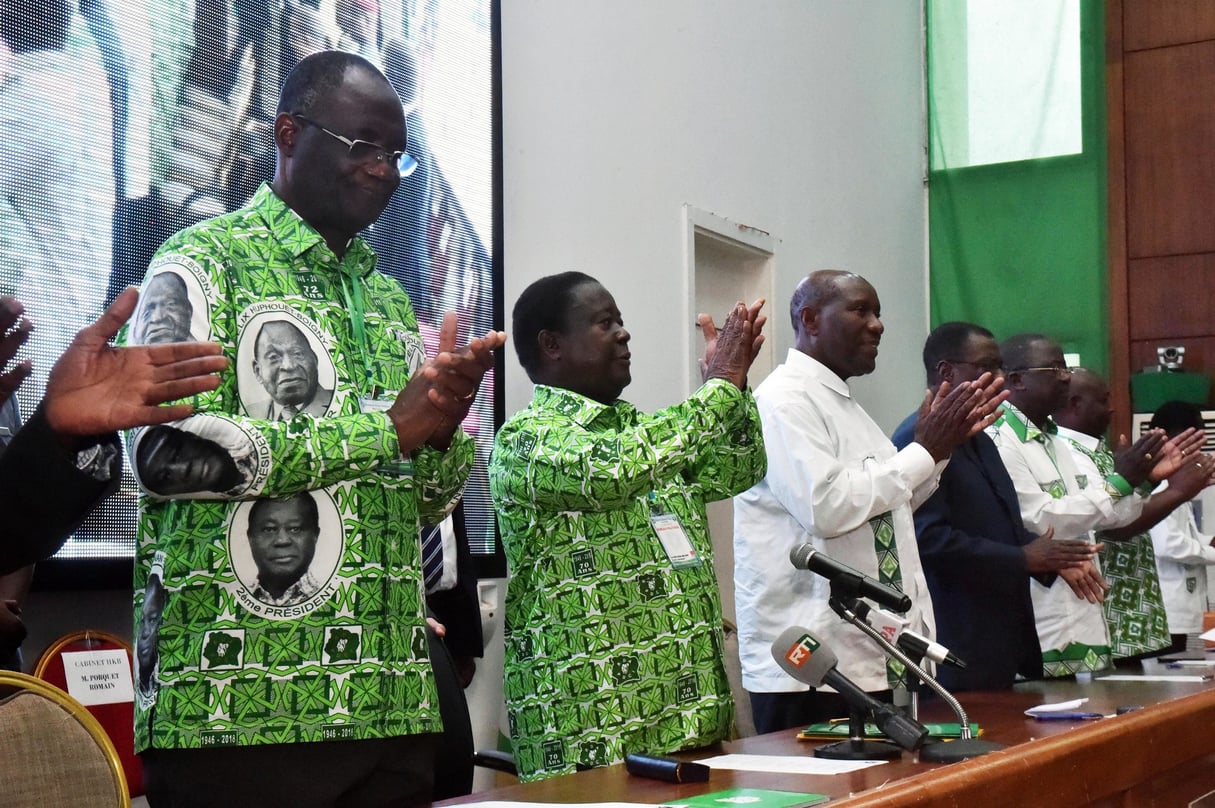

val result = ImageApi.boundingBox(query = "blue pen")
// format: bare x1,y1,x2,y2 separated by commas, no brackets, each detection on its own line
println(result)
1032,711,1105,720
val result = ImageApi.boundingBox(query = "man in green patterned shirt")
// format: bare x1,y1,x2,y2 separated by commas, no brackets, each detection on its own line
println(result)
125,51,504,806
491,271,767,781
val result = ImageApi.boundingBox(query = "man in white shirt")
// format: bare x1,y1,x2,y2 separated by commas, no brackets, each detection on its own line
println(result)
733,270,1004,732
1146,401,1215,652
989,334,1186,676
1053,368,1211,662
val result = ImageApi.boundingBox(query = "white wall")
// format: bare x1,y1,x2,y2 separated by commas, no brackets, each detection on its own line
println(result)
501,0,929,429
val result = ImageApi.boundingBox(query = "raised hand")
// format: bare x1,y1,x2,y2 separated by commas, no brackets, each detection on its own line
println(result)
697,298,766,384
0,296,33,408
1112,428,1168,486
1161,450,1215,500
389,311,507,454
700,300,765,390
914,372,1008,462
1147,427,1207,482
43,287,228,441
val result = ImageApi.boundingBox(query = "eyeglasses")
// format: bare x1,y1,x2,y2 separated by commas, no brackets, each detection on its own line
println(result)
944,358,1004,374
1008,365,1073,378
292,113,418,177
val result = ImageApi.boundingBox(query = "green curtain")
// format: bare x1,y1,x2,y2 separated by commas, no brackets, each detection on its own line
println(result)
926,0,1108,372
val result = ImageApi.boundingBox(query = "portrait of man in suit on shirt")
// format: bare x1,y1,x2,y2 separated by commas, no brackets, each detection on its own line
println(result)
247,319,334,420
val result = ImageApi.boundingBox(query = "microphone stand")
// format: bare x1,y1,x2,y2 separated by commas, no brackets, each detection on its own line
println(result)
829,589,1005,763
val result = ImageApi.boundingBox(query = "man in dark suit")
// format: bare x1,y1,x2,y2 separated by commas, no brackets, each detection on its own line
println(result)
424,501,482,800
891,322,1095,690
0,289,227,576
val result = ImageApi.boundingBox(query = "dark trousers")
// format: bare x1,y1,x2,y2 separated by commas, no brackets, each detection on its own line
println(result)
749,689,894,735
429,618,474,800
142,732,436,808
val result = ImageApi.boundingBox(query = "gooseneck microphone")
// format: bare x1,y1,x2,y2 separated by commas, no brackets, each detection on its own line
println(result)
857,601,968,670
772,625,928,753
789,544,912,612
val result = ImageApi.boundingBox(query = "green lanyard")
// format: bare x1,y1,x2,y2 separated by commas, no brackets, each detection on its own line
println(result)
337,270,376,397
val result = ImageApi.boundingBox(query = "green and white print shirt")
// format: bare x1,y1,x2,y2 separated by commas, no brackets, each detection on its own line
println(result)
490,379,766,782
125,184,472,751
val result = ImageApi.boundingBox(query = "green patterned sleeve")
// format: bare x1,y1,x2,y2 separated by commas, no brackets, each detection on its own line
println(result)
412,433,474,523
685,386,766,501
122,231,450,501
491,379,752,512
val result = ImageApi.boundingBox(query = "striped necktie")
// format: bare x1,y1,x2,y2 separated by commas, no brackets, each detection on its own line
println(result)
421,522,445,593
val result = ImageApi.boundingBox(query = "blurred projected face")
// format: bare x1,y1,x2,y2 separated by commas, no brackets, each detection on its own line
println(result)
253,321,319,408
247,495,320,588
136,426,240,495
135,273,192,344
136,577,165,676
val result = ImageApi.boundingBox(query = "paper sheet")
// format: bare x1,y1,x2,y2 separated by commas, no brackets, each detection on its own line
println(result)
1024,698,1088,716
697,753,886,775
1098,674,1212,682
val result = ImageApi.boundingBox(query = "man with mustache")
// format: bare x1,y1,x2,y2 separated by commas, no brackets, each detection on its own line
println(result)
734,270,1004,732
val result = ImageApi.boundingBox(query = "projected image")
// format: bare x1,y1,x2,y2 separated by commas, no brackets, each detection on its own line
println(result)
0,0,496,562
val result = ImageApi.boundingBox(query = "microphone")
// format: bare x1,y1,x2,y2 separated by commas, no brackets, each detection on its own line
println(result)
861,603,967,670
772,625,928,752
789,544,912,612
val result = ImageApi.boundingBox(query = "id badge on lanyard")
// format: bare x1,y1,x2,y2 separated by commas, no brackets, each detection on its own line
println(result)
359,397,414,477
649,493,700,569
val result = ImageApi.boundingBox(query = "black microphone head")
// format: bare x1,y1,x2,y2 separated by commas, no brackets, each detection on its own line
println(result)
771,626,838,688
789,543,815,570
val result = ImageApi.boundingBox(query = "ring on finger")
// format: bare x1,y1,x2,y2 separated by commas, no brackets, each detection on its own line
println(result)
1145,452,1153,461
458,391,476,402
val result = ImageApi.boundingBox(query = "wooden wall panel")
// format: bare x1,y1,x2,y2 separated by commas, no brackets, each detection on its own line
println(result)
1124,41,1215,259
1130,336,1215,376
1127,254,1215,340
1124,0,1215,51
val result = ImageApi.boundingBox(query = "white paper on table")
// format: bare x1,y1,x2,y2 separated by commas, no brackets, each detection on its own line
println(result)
1200,626,1215,642
1099,674,1212,682
1024,698,1088,717
697,753,886,775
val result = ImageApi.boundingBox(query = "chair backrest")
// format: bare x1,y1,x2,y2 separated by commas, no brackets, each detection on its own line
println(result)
34,630,143,796
0,670,130,808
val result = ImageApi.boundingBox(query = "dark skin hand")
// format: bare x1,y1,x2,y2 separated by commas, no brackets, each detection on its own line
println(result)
0,599,26,657
915,372,1010,462
1148,427,1206,482
1060,560,1109,604
0,295,33,408
453,655,476,689
43,287,229,444
1112,429,1168,486
387,311,506,455
699,300,765,390
1023,526,1100,574
1103,450,1215,541
697,298,767,385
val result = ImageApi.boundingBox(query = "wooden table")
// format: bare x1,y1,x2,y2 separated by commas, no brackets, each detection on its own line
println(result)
447,662,1215,807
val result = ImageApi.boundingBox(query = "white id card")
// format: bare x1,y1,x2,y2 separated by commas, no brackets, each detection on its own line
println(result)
359,397,414,476
651,512,701,568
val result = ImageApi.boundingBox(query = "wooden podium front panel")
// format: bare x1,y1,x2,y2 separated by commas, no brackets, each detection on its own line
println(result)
445,668,1215,807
